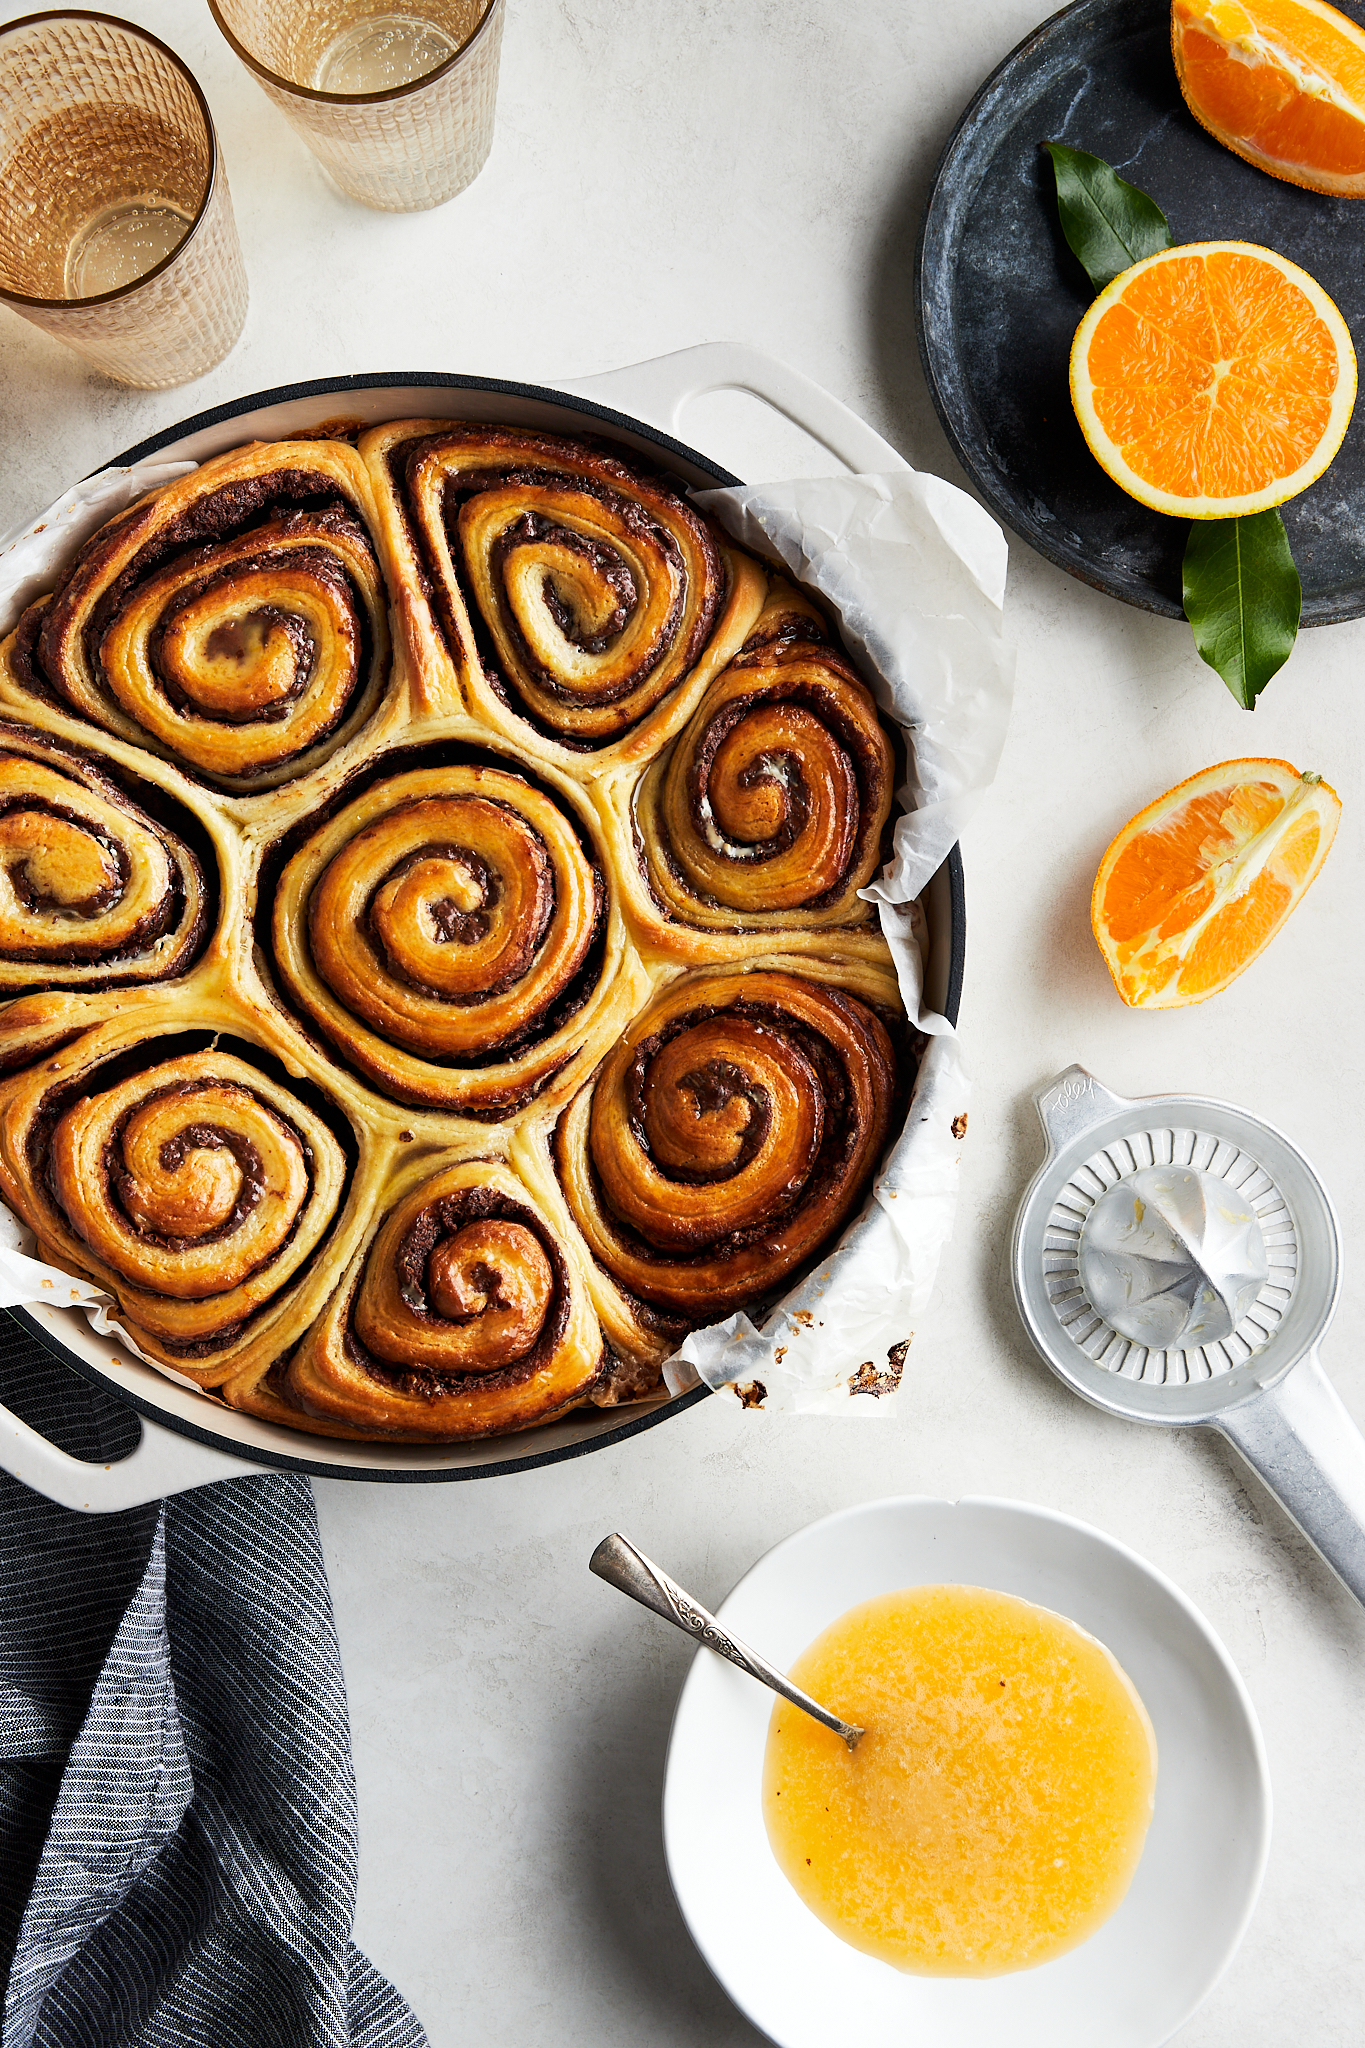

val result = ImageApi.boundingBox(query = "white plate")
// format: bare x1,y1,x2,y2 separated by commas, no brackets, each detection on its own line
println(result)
663,1495,1271,2048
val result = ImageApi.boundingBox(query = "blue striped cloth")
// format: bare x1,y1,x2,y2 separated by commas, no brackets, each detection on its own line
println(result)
0,1314,427,2048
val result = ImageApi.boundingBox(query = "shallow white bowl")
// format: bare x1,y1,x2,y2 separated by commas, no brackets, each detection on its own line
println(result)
663,1495,1271,2048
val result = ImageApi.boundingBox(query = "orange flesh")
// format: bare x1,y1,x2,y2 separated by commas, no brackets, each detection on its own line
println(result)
762,1585,1157,1976
1086,250,1339,497
1100,779,1286,945
1174,1,1365,188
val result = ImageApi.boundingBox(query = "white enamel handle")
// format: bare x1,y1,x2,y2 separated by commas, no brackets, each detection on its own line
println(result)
557,342,912,476
0,1387,265,1512
1214,1354,1365,1608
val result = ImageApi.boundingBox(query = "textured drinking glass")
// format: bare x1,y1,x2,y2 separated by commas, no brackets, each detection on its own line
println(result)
0,12,248,388
209,0,505,212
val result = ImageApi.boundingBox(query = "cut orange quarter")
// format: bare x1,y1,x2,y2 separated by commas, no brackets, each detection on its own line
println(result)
1173,0,1365,196
1092,758,1340,1007
1071,242,1356,517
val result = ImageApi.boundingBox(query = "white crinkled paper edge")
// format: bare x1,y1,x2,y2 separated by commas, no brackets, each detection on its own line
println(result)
0,460,1013,1418
0,1203,204,1389
667,471,1015,1413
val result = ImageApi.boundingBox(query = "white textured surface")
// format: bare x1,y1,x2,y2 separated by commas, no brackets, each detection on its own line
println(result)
1,2,1362,2042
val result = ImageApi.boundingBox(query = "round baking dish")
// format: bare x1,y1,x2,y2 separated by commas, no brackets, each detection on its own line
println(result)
0,359,966,1498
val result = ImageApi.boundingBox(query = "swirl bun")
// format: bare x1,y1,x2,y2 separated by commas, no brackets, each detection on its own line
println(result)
556,967,899,1319
231,1160,604,1440
3,443,390,791
362,421,766,761
271,763,632,1115
629,605,894,956
0,723,207,989
0,1039,347,1375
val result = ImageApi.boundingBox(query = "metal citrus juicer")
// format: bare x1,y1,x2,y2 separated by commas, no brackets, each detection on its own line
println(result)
1012,1065,1365,1607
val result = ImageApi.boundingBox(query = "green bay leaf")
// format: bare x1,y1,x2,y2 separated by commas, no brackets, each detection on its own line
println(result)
1182,511,1302,710
1042,142,1171,293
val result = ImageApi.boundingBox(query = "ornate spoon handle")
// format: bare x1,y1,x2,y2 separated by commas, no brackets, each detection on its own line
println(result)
590,1532,864,1750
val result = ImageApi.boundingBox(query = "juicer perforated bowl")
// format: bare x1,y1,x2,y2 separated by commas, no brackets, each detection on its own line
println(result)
1013,1066,1365,1607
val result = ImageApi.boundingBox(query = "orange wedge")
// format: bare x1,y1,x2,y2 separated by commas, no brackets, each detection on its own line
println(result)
1070,241,1356,517
1092,758,1340,1007
1173,0,1365,196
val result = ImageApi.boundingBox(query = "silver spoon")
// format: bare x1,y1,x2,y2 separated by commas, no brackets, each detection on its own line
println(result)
590,1532,865,1750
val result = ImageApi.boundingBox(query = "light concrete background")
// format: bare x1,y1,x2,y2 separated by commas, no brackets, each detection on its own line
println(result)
1,1,1362,2041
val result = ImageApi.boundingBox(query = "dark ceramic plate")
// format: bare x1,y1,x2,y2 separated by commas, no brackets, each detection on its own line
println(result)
916,0,1365,622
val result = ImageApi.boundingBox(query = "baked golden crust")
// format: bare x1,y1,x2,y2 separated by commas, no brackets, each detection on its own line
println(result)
0,441,394,795
269,758,643,1115
360,419,768,771
0,1019,351,1382
0,721,209,991
552,964,899,1335
223,1158,605,1441
0,419,914,1443
617,585,895,964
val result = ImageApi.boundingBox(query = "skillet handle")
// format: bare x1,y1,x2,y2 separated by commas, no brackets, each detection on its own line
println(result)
0,1391,266,1513
1214,1353,1365,1608
557,342,911,477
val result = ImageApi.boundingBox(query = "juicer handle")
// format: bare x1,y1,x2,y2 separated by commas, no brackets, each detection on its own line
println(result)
558,342,912,477
1031,1065,1135,1155
1215,1354,1365,1608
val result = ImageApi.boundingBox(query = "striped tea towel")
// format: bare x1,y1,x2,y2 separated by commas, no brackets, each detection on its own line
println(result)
0,1312,427,2048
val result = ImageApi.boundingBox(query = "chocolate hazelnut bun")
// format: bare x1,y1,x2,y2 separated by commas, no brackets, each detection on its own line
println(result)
0,1028,348,1382
552,966,900,1345
1,442,392,793
361,420,767,770
0,417,914,1443
0,722,208,990
226,1159,605,1441
618,583,896,962
269,760,635,1116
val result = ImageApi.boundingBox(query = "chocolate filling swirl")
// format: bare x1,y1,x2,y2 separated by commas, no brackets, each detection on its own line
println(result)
557,969,899,1316
12,449,390,789
5,1047,347,1365
0,725,207,988
643,633,894,930
272,763,609,1115
267,1162,607,1443
375,423,730,746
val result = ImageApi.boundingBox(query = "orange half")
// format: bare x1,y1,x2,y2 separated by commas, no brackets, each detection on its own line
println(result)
1173,0,1365,196
1092,757,1340,1007
1070,241,1356,516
